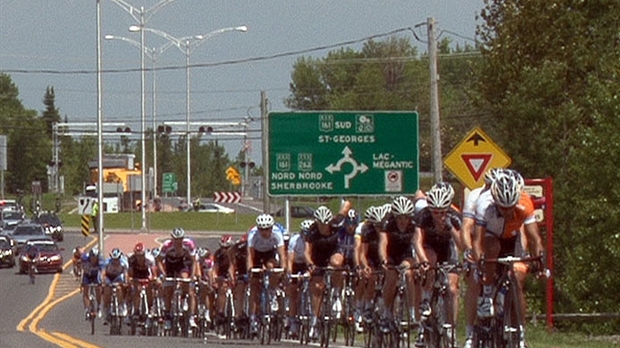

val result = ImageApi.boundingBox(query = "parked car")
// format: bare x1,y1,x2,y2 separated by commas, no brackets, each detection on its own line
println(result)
1,209,25,234
0,235,15,268
273,205,315,218
11,223,48,255
194,203,235,214
19,238,64,274
33,212,64,242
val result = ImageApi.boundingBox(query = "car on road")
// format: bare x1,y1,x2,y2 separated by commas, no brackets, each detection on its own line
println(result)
19,238,64,274
0,235,15,268
11,223,48,255
33,212,64,242
194,203,235,214
273,205,316,218
0,209,25,235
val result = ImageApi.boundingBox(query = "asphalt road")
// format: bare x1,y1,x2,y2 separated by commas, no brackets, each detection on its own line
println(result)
1,230,356,348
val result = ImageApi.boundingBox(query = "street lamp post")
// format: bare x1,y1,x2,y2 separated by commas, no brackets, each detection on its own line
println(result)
110,0,175,232
129,25,247,206
104,35,172,199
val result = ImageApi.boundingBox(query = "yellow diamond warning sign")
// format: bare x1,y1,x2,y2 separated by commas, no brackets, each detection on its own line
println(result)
444,127,511,190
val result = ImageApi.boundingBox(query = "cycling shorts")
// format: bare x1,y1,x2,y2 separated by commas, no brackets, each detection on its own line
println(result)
104,273,126,285
82,273,102,286
424,240,459,267
253,249,277,268
311,248,343,268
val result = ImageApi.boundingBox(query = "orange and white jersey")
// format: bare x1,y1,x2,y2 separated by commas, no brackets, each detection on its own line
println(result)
475,192,536,239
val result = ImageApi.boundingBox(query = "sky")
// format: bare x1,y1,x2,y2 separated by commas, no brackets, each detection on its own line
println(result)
0,0,484,167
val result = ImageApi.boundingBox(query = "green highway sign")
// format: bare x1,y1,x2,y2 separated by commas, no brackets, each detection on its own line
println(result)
162,172,177,193
267,111,419,196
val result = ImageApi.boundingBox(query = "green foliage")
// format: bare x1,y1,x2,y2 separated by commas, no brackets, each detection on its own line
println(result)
476,0,620,332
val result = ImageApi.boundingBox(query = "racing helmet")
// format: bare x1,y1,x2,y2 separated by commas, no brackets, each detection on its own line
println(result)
491,173,521,207
313,206,333,224
110,248,122,260
151,248,161,258
391,196,415,216
484,167,504,186
426,182,455,209
89,247,100,258
300,219,314,233
133,242,146,255
346,209,360,224
171,227,185,239
219,235,234,248
504,169,525,190
256,214,275,229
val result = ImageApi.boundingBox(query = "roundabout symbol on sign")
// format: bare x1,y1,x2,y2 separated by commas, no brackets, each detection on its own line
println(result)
325,146,369,189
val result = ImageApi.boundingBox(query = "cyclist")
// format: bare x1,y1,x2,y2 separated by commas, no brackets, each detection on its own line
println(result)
304,205,346,339
230,233,250,330
212,235,234,328
358,205,388,330
102,248,129,325
127,242,156,322
413,182,463,345
285,219,313,338
337,208,364,328
378,195,419,326
247,213,287,333
24,242,40,279
461,167,502,348
196,247,215,328
158,227,198,330
81,247,104,319
473,172,544,348
72,245,83,279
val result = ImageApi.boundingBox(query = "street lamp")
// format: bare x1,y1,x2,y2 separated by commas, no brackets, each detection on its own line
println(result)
109,0,175,232
104,35,173,199
129,25,247,206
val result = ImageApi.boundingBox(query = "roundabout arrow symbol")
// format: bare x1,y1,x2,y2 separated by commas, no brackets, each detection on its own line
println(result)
325,146,368,188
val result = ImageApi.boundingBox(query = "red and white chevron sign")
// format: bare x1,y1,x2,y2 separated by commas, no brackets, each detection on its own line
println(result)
214,191,241,203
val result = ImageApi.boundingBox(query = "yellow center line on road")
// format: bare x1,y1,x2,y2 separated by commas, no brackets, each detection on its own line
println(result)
17,236,101,348
48,331,101,348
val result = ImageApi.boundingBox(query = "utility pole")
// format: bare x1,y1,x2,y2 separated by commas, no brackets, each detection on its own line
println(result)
428,17,443,183
260,91,270,214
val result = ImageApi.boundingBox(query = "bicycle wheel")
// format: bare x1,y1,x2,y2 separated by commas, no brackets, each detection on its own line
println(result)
502,282,522,348
320,319,332,348
90,304,96,335
392,291,410,348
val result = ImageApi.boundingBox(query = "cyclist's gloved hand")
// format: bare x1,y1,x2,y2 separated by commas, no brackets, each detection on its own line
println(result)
463,248,475,263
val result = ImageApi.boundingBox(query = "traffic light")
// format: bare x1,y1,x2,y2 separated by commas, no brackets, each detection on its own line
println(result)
199,126,213,134
157,125,172,134
226,166,241,186
239,161,255,169
116,127,131,133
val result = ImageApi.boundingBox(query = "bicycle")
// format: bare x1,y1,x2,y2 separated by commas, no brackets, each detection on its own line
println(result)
165,277,193,337
196,278,213,340
129,278,151,336
291,272,312,345
315,266,347,348
107,282,125,335
84,284,100,335
361,269,386,348
473,256,547,348
148,282,166,337
419,263,462,348
213,277,236,340
387,263,418,348
251,267,284,345
338,267,358,347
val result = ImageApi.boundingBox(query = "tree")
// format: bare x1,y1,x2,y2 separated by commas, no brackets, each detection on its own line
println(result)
475,0,620,330
42,86,61,138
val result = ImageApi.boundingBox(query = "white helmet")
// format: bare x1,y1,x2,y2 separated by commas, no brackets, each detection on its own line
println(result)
171,227,185,239
300,219,314,232
484,167,504,185
504,169,525,190
391,196,415,216
374,204,391,222
364,206,377,222
346,209,359,224
110,248,122,260
491,173,521,207
256,214,275,229
426,182,455,209
314,206,333,224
